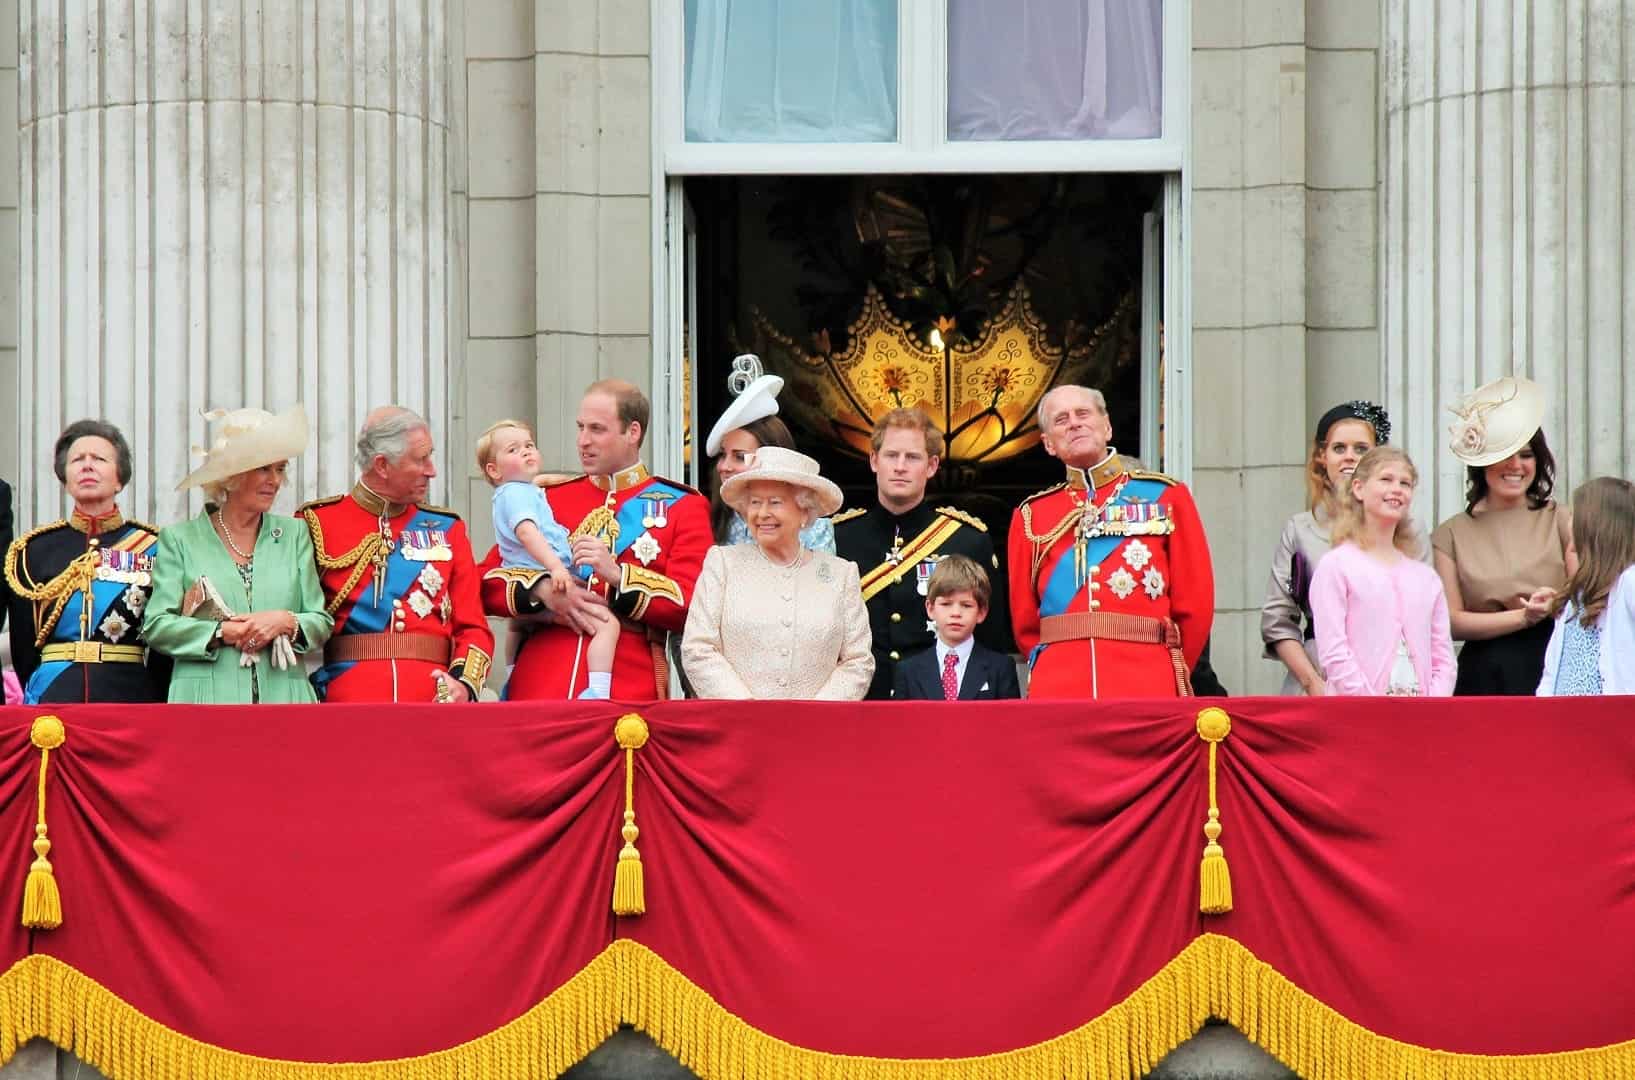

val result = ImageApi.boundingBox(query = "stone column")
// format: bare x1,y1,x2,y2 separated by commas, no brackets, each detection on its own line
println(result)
17,0,451,525
1384,0,1635,520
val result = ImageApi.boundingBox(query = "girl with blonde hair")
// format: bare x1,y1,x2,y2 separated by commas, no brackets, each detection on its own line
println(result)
1310,447,1455,696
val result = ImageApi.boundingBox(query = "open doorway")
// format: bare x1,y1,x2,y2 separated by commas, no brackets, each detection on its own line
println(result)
673,172,1168,537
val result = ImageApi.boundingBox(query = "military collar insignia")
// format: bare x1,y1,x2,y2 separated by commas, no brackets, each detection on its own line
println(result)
591,462,651,493
1066,450,1126,492
70,508,125,535
352,482,409,519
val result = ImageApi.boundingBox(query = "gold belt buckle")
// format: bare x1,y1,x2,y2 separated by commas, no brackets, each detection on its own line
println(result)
73,640,102,663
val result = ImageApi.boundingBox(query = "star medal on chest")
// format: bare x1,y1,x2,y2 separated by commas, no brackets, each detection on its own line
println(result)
886,528,905,568
632,533,661,566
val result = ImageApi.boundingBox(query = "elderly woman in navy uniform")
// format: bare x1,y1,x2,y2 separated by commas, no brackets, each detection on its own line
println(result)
4,420,170,703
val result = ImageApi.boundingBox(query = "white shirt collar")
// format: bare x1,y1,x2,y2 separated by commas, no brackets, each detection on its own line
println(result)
935,635,976,678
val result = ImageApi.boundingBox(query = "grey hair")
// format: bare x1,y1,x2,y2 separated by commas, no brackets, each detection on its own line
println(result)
355,407,430,473
1036,385,1108,430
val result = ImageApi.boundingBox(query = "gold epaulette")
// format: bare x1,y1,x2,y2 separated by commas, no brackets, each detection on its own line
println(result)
830,507,868,526
1128,469,1178,487
125,518,161,536
297,494,344,514
1020,480,1069,505
934,506,988,532
417,504,464,521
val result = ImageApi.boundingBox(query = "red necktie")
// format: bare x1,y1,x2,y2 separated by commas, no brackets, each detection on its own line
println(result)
942,651,959,701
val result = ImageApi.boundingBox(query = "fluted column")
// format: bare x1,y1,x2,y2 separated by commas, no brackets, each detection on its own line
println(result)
1384,0,1635,520
18,0,450,525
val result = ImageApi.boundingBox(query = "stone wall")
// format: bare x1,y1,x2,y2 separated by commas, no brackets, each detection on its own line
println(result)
1190,0,1384,695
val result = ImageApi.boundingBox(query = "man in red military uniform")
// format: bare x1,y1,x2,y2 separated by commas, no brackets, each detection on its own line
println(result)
480,380,710,700
1009,385,1213,698
301,407,494,702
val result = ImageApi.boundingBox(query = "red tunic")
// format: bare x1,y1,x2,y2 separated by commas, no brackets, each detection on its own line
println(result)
479,464,711,701
302,485,494,702
1007,455,1214,699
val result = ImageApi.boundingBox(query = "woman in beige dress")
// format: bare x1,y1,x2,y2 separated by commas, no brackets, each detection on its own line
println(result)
681,447,873,700
1433,376,1576,695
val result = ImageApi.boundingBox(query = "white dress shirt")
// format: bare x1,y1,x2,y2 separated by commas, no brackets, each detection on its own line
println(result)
934,635,977,696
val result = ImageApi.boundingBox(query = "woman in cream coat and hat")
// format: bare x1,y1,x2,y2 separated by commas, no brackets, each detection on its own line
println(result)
1433,376,1577,695
682,447,873,700
143,406,333,703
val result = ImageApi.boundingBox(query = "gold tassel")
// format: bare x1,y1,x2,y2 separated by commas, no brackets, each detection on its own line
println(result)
612,713,650,917
22,715,66,930
1195,707,1233,915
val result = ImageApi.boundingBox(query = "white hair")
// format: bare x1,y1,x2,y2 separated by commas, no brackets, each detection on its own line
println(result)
1036,385,1108,430
792,488,821,525
355,408,430,473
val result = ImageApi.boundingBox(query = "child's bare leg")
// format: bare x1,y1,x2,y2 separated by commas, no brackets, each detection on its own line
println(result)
578,615,621,700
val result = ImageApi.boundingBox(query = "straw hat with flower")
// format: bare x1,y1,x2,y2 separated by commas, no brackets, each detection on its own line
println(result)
1446,376,1546,468
719,446,843,518
177,405,310,492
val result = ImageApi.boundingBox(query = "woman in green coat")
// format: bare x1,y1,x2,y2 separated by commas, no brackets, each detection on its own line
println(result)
144,406,332,703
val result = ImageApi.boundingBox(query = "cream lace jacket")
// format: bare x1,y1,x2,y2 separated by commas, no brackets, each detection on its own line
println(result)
681,543,874,700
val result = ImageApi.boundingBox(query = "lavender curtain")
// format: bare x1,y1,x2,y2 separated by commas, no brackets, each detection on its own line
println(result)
948,0,1163,141
685,0,899,143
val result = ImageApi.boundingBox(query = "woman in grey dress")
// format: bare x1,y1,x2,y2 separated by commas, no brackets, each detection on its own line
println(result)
1260,401,1390,695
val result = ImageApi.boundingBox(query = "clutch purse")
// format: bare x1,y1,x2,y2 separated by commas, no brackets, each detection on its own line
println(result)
181,576,298,670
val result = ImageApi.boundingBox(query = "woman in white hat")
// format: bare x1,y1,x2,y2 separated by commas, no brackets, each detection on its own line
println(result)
681,447,873,700
143,406,333,703
1432,376,1577,695
705,354,835,553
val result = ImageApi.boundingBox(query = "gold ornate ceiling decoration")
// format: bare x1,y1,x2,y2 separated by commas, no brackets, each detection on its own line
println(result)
751,282,1132,464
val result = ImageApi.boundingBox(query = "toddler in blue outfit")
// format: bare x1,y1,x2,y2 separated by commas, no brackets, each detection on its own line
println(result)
478,420,619,699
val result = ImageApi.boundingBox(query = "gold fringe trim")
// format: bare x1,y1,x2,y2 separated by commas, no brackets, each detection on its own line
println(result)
3,936,1635,1079
0,948,621,1080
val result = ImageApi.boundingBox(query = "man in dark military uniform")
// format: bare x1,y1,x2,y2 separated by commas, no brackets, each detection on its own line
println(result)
834,408,1009,700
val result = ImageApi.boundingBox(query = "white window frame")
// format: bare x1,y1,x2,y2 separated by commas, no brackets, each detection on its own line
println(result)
648,0,1192,481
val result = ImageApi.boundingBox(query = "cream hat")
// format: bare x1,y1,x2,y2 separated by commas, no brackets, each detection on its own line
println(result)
705,354,784,457
177,405,310,491
1447,376,1546,467
719,446,843,518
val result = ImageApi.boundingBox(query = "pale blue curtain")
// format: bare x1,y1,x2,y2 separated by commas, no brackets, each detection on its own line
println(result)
948,0,1163,140
685,0,899,143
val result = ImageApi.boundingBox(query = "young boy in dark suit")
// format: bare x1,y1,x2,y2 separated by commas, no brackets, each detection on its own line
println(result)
891,555,1021,701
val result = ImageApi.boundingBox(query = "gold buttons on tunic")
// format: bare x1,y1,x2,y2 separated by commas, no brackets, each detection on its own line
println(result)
889,650,901,661
890,612,902,623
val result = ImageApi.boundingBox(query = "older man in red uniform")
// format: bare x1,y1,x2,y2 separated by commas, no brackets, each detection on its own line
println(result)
480,380,711,700
1008,385,1213,698
301,407,494,702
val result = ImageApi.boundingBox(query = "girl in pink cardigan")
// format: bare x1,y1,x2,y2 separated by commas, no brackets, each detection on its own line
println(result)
1311,448,1456,696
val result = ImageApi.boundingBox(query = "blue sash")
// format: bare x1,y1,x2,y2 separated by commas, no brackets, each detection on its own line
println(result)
1030,478,1167,667
606,482,686,568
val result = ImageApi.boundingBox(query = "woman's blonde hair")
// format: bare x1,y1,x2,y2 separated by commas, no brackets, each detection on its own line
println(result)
1551,477,1635,626
204,467,286,508
1329,446,1421,555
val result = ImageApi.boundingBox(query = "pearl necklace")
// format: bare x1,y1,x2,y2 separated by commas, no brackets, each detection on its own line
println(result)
216,510,256,561
757,543,803,570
